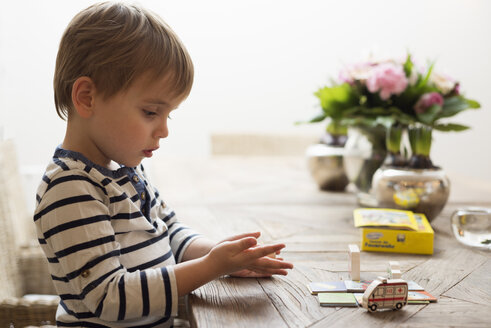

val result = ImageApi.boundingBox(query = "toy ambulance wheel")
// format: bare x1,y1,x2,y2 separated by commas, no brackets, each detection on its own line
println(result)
369,304,377,312
395,302,403,310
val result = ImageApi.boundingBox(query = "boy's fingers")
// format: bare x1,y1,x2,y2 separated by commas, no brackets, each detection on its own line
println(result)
254,257,294,269
218,237,257,255
262,268,289,276
221,232,261,243
248,243,285,259
254,273,273,278
247,258,293,275
249,266,290,276
234,237,257,251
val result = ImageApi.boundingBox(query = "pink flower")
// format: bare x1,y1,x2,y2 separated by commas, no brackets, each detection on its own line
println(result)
453,83,460,95
338,69,353,84
414,92,444,114
430,72,457,95
339,62,373,84
366,63,408,100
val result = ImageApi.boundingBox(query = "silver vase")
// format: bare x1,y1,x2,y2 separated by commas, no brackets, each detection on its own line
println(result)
372,166,450,221
306,143,349,191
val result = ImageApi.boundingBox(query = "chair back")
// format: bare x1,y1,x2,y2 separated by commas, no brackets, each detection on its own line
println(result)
0,139,25,298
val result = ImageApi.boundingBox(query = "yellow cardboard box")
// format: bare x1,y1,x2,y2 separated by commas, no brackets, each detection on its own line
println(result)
354,208,434,255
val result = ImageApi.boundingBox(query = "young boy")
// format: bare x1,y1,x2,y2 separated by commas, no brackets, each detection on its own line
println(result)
34,2,293,327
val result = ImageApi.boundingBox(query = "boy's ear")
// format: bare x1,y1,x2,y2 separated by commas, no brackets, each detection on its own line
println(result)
71,76,96,118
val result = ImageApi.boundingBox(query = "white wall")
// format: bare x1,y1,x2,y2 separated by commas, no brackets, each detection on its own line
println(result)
1,0,490,203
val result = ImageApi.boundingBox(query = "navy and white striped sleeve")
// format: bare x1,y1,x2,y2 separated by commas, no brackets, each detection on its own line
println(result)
154,195,201,263
35,170,178,321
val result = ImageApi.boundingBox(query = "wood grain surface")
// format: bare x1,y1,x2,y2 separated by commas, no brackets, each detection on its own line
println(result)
152,156,491,328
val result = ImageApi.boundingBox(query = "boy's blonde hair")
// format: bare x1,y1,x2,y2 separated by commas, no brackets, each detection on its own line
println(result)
54,1,194,120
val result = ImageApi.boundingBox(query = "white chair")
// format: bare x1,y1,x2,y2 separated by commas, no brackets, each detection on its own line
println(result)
0,139,58,327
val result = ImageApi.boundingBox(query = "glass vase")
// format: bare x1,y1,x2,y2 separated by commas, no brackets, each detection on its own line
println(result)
343,125,387,206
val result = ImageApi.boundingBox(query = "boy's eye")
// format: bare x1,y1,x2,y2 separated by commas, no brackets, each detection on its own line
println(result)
143,109,157,116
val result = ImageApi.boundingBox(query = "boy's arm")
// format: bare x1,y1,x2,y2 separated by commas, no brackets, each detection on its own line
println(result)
35,170,181,322
180,237,215,261
152,190,202,262
151,186,270,264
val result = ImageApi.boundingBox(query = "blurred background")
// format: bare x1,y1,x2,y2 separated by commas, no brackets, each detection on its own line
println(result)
0,0,490,213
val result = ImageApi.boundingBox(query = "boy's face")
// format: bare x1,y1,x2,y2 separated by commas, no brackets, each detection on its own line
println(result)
86,73,184,168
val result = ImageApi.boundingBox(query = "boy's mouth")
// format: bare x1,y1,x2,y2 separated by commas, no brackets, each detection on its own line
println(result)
143,148,158,157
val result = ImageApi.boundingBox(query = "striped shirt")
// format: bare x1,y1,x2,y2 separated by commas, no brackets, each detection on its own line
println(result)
34,147,200,327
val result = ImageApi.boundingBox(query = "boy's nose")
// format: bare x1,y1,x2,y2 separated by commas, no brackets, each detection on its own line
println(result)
154,121,169,139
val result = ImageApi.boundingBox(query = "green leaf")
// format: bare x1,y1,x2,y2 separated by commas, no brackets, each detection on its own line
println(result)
343,107,363,116
403,54,413,77
466,98,481,109
315,83,358,120
417,62,434,89
433,123,470,132
326,120,348,135
340,117,379,128
374,116,395,129
438,96,481,119
417,104,441,125
355,107,390,116
386,124,403,153
386,107,417,125
307,113,327,123
294,112,328,125
408,126,432,156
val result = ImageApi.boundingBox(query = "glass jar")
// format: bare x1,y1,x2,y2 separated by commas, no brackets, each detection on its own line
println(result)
451,207,491,249
343,126,387,206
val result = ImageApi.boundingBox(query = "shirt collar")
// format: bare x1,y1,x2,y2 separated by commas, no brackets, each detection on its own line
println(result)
54,146,135,178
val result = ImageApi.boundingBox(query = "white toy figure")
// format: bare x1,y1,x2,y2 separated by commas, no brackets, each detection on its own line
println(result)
387,261,402,279
390,269,402,279
348,244,360,281
362,277,408,312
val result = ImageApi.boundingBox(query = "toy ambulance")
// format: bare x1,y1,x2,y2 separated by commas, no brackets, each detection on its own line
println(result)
362,277,408,312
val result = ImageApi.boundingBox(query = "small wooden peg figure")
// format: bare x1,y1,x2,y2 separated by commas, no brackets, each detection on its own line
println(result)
389,261,400,271
390,269,402,279
387,261,401,279
348,244,360,281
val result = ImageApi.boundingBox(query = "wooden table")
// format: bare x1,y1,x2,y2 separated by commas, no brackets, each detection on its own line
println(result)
152,156,491,328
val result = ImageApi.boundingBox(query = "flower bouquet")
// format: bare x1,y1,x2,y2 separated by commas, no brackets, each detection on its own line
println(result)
310,55,480,168
310,53,480,169
308,53,480,217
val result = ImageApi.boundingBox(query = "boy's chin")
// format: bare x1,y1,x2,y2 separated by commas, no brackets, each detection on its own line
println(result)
128,160,143,168
116,158,143,168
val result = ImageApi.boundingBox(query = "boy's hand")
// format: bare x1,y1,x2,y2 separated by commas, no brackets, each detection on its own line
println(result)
174,232,293,296
218,232,282,258
206,233,293,277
